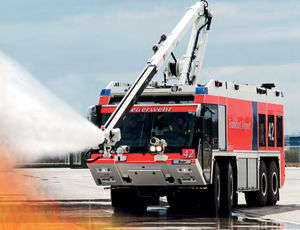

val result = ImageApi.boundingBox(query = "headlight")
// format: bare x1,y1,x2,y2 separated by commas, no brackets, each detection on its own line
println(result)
150,145,156,152
156,145,162,152
178,167,191,173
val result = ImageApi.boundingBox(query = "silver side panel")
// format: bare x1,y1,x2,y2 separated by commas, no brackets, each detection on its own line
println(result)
213,151,280,191
248,158,258,189
238,158,247,189
237,158,258,191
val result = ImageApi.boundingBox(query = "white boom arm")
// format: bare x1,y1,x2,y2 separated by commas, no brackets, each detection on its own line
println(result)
100,1,212,153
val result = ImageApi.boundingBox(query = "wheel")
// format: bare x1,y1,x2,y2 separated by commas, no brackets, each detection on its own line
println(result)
219,161,233,217
206,161,221,216
267,161,279,205
111,187,147,214
233,192,238,208
245,160,268,207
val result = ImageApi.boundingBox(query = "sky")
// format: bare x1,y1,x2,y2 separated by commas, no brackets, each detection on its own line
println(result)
0,0,299,135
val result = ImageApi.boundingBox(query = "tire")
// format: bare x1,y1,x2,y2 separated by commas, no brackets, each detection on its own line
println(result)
219,161,233,217
233,192,238,208
245,160,268,207
267,161,279,205
111,187,147,214
206,161,221,216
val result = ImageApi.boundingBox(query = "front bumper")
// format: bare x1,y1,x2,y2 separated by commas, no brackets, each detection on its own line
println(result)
88,156,207,186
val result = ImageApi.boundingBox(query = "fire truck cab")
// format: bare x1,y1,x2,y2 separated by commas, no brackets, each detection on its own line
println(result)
86,1,284,216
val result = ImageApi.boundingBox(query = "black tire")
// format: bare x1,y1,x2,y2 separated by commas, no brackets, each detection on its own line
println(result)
206,161,221,216
232,162,238,208
267,161,279,205
245,160,268,207
219,161,233,217
111,187,147,214
233,192,238,208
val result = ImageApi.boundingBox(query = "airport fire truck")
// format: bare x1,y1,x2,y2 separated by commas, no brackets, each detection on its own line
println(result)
86,1,284,216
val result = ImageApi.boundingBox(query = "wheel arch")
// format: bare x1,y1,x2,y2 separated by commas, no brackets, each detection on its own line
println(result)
214,156,237,190
260,157,280,188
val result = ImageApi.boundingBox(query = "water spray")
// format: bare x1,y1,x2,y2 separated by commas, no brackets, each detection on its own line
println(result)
0,51,104,161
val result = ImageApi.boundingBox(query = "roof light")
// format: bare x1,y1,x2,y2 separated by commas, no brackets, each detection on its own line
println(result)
257,88,267,95
100,89,111,96
261,83,275,89
215,80,222,87
195,87,208,95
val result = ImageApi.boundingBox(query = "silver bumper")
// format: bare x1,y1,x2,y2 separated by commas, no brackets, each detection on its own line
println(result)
88,159,207,186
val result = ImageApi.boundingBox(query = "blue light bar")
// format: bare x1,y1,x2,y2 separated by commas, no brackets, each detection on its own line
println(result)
195,87,208,95
100,89,111,96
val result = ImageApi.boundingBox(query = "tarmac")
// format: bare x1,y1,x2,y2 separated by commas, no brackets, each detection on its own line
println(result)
2,167,300,229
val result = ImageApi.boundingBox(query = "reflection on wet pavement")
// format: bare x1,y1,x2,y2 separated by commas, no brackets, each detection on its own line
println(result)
2,168,300,229
1,200,288,230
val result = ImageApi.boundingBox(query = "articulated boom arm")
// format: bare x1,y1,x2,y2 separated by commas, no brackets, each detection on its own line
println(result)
101,1,212,151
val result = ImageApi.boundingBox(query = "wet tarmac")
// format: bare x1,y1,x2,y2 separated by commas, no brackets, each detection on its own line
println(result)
1,167,300,229
0,199,291,229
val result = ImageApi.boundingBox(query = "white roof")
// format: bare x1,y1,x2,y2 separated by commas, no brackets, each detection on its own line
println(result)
105,79,284,105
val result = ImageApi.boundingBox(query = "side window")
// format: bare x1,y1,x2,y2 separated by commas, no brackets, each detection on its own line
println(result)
259,114,266,147
211,105,219,149
202,104,219,149
218,105,226,151
276,116,283,147
268,115,275,147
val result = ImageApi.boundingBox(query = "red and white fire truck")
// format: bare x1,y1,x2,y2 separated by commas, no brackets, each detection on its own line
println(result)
86,1,284,216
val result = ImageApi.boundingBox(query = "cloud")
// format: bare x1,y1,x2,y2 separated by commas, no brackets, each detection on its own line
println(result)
215,25,300,42
45,71,140,114
210,1,300,42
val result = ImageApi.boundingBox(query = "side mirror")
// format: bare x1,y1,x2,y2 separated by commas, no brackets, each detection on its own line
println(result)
196,104,202,117
203,106,216,115
87,105,102,127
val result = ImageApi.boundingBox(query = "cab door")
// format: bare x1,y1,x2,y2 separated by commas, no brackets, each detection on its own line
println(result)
196,106,214,183
202,113,213,182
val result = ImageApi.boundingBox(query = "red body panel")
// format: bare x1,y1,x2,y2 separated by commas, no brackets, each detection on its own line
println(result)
99,96,110,105
227,98,252,151
194,94,284,153
88,153,196,165
101,105,197,113
280,152,285,187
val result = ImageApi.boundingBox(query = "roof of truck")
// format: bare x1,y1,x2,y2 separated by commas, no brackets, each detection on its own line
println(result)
103,79,283,105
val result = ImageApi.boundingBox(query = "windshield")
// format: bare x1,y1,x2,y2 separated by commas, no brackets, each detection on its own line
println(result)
101,112,196,153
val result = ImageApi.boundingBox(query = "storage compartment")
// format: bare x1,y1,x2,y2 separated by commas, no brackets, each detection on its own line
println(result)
237,158,258,190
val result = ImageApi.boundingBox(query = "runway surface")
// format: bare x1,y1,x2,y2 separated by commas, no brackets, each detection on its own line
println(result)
1,167,299,229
